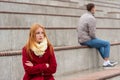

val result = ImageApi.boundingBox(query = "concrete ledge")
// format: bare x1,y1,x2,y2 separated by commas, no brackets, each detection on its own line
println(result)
0,11,120,20
0,27,120,50
73,66,120,80
108,12,120,14
0,42,120,80
0,0,102,11
84,1,120,9
52,0,78,3
0,42,120,56
1,26,120,30
89,0,120,6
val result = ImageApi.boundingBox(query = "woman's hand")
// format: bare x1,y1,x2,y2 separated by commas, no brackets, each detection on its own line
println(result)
46,63,49,68
25,61,33,67
25,61,49,68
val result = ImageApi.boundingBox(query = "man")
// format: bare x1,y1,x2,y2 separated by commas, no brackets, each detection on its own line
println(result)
77,3,117,67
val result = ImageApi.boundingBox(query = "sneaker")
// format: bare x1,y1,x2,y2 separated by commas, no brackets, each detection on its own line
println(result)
110,61,118,66
103,63,114,67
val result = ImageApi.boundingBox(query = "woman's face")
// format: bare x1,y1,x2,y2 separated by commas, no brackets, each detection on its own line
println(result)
35,27,45,43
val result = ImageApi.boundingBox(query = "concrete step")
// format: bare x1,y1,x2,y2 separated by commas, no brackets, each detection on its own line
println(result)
84,0,120,8
107,12,120,18
107,75,120,80
0,43,120,80
87,0,120,6
0,0,105,25
0,27,120,51
0,0,108,18
0,1,120,27
0,11,120,27
78,0,120,13
0,0,79,8
55,65,120,80
0,1,83,16
2,0,120,28
95,4,120,13
1,27,120,48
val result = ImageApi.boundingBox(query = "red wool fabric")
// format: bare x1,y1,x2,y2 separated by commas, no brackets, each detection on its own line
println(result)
22,46,57,80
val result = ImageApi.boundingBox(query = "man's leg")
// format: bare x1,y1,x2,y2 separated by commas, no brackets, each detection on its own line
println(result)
81,38,117,67
82,38,110,59
97,47,104,59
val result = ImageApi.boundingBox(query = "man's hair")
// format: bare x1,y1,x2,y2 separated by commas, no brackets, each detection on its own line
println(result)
86,3,95,11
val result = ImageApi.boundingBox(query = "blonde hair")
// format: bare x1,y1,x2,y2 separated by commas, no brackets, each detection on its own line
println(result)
25,23,53,60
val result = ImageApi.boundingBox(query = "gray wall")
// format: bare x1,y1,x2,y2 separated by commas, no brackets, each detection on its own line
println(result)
0,0,120,80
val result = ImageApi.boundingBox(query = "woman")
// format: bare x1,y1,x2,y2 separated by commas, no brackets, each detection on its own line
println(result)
22,24,57,80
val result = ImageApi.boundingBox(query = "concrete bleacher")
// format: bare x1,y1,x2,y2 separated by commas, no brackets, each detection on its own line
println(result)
78,0,120,12
0,0,120,80
107,12,120,18
1,27,120,51
56,65,120,80
1,0,79,7
0,0,105,27
0,43,120,80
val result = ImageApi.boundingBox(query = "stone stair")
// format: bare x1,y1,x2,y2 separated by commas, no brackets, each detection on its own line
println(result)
0,0,120,80
55,65,120,80
0,43,120,80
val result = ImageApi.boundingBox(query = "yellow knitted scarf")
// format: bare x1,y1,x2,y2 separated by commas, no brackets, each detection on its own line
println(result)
31,38,48,56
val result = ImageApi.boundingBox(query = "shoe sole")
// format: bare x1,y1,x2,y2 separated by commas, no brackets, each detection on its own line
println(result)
111,62,118,65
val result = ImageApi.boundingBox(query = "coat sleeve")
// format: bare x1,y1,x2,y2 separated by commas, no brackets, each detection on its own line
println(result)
43,47,57,75
87,17,96,38
22,47,47,75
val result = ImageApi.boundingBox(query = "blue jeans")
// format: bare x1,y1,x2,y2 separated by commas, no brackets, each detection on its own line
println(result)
81,38,110,59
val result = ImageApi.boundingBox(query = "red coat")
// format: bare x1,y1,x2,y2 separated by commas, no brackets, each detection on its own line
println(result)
22,46,57,80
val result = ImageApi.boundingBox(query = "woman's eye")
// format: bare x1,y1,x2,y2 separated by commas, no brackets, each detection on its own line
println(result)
36,32,44,34
36,32,40,34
